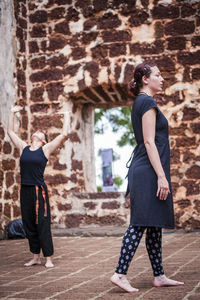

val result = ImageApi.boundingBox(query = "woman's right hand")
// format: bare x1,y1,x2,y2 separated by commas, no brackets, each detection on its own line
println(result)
11,105,22,113
8,106,27,153
157,175,170,200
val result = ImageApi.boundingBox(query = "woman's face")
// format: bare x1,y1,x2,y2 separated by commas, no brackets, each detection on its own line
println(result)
145,66,164,93
32,130,46,144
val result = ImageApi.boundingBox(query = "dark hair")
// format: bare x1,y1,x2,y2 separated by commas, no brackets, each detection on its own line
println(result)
44,132,48,143
40,130,48,143
129,61,156,96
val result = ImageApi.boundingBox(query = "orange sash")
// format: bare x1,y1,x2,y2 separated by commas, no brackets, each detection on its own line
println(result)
35,185,47,224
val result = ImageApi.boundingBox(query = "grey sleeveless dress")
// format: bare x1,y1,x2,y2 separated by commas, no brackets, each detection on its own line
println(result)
126,94,174,229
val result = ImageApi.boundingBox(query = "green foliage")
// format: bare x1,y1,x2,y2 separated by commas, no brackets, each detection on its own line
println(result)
113,152,120,162
94,108,108,134
95,107,135,191
94,107,136,147
97,186,102,192
97,176,123,191
114,176,123,188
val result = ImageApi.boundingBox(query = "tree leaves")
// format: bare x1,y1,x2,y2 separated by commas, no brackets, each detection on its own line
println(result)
94,107,136,147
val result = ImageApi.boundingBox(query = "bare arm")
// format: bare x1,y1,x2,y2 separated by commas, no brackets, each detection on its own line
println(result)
142,108,170,200
43,112,70,159
7,106,27,154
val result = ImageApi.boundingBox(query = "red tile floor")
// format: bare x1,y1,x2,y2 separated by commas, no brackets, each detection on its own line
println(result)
0,230,199,299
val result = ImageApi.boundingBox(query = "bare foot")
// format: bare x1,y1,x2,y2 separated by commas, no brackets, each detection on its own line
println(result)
110,273,139,293
45,261,54,268
24,259,41,267
153,275,184,287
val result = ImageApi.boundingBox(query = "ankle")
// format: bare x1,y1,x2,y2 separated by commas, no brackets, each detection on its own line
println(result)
155,274,165,279
115,273,124,280
46,257,52,262
33,254,40,261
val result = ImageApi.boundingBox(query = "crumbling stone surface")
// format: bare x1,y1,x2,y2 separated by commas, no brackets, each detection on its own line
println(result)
0,0,199,231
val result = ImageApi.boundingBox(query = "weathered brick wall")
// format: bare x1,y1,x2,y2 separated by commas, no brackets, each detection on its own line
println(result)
0,0,200,235
51,192,130,228
0,0,20,236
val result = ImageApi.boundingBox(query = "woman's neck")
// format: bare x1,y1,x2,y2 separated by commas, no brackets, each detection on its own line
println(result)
30,140,43,150
139,88,155,97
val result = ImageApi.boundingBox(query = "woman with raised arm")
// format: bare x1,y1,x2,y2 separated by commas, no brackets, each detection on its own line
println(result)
110,62,184,292
7,107,69,268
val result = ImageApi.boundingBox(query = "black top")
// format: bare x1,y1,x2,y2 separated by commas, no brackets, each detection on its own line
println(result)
20,146,48,185
126,94,174,229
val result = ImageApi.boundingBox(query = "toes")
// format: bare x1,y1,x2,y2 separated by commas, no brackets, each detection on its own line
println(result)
24,260,41,267
45,262,54,268
174,281,184,286
153,278,184,287
110,275,138,293
167,279,184,286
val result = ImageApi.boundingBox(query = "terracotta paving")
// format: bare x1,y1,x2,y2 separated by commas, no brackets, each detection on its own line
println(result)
0,231,200,299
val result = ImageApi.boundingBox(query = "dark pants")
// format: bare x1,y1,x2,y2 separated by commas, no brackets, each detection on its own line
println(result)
20,184,54,257
115,225,164,277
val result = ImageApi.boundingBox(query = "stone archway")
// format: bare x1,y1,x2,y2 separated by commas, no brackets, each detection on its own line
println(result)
68,81,134,193
70,82,134,108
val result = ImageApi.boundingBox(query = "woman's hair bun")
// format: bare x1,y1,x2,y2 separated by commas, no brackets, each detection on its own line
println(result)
129,61,156,96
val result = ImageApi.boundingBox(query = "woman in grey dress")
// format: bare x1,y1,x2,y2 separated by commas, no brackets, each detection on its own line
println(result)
110,61,184,292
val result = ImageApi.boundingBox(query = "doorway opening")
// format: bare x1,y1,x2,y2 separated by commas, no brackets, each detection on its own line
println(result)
94,106,135,192
70,83,135,193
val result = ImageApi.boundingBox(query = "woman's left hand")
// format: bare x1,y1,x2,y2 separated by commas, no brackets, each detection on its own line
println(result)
157,176,170,200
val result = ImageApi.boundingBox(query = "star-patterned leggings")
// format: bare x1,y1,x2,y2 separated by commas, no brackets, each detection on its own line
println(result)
115,225,164,277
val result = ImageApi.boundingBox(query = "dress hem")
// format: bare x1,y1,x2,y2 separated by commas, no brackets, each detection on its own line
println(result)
130,223,174,230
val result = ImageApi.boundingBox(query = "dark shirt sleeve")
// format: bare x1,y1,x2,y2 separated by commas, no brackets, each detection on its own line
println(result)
140,96,159,117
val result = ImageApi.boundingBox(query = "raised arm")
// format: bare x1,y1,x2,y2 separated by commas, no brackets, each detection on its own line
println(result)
43,112,70,159
142,108,170,200
7,106,27,154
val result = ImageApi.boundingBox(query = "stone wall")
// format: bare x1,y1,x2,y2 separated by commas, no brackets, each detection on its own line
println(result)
0,0,200,235
0,0,19,236
51,192,129,228
0,0,16,127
